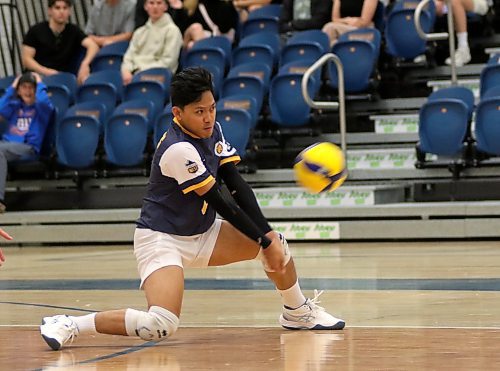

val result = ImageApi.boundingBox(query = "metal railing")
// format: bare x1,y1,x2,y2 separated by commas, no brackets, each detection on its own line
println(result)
414,0,457,84
301,53,347,155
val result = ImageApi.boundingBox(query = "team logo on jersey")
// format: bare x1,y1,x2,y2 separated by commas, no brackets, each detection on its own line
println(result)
214,141,224,156
185,160,198,174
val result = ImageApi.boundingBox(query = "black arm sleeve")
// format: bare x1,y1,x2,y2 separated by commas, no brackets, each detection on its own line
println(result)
218,162,272,234
202,184,272,249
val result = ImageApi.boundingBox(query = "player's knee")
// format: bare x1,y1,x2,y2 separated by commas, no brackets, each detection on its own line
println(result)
255,233,291,272
125,306,179,341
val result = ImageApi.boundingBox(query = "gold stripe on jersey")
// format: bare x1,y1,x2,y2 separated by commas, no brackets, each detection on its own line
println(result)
220,155,241,166
201,201,208,215
182,175,215,194
173,117,201,139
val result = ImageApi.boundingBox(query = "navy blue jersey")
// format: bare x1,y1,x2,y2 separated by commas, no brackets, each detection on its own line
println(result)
137,118,240,235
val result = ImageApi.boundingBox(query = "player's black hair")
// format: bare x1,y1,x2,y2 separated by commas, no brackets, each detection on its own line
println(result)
170,67,214,109
49,0,72,7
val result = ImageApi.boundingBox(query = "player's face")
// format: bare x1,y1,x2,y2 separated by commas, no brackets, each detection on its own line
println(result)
144,0,167,22
48,1,71,25
175,91,216,139
17,83,36,106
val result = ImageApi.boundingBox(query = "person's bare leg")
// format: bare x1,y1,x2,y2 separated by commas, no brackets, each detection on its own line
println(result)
94,266,184,335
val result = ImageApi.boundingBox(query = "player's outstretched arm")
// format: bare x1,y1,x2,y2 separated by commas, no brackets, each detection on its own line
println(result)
195,179,285,273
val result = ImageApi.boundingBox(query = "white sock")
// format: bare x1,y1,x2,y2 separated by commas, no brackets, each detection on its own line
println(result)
71,313,97,335
457,32,469,50
278,281,307,309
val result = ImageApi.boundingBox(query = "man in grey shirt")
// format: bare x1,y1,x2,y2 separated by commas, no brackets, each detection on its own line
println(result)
86,0,136,47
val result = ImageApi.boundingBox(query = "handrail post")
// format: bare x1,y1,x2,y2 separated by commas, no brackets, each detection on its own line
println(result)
301,53,347,155
414,0,457,84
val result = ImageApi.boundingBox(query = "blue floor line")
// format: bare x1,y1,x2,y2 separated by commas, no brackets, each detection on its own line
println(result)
3,278,500,291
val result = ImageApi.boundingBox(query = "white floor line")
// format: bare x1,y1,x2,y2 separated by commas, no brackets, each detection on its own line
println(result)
2,324,500,330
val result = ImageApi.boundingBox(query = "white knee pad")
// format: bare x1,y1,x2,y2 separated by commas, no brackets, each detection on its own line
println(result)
125,306,179,341
255,233,291,272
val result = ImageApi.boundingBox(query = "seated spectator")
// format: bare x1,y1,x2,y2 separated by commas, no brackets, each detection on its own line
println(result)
322,0,378,46
174,0,239,50
135,0,181,29
85,0,136,47
279,0,331,34
233,0,278,22
122,0,183,84
0,73,54,213
436,0,491,66
21,0,99,84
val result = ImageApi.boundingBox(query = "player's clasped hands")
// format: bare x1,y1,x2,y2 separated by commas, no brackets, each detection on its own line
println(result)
262,231,286,274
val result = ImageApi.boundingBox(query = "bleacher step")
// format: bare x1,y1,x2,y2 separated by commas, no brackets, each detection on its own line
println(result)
428,79,480,98
370,113,419,134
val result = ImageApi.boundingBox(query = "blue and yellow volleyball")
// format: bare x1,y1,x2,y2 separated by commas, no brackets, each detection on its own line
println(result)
293,142,347,193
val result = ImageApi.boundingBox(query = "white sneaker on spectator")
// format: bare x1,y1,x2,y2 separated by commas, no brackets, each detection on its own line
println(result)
279,290,345,330
40,315,79,350
445,48,471,67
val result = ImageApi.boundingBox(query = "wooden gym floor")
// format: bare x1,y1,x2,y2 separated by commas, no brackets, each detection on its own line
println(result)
1,241,500,370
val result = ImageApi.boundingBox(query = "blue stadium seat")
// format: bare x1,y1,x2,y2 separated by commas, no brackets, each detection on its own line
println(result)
227,62,272,94
247,4,282,19
216,108,252,157
285,29,330,54
113,99,156,132
104,113,148,167
487,54,500,66
428,86,475,120
482,85,500,99
75,83,118,114
221,75,265,114
153,104,173,147
84,70,123,100
56,115,100,169
280,41,324,67
233,32,281,68
123,80,164,117
217,95,258,128
241,16,279,38
480,64,500,97
416,99,469,160
0,75,15,96
269,73,318,127
329,40,377,93
191,36,232,69
385,8,432,60
338,28,381,59
474,97,500,156
43,72,77,103
132,67,172,97
91,41,129,72
65,101,108,131
392,0,436,25
278,59,321,93
46,85,72,121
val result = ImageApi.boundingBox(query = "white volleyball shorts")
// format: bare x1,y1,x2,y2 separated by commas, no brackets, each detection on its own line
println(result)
134,219,222,287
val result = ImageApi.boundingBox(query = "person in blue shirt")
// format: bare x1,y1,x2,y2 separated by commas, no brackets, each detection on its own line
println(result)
0,72,54,212
39,67,345,351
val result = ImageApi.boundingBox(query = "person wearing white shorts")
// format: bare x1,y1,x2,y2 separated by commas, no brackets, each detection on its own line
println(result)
39,67,345,351
436,0,491,66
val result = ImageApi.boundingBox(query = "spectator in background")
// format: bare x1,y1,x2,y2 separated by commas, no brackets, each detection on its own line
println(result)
279,0,331,34
233,0,278,22
21,0,99,84
122,0,183,84
172,0,239,50
435,0,491,66
85,0,137,47
322,0,378,46
0,73,54,213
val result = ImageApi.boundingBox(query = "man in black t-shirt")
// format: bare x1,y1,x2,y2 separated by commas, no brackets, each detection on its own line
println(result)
22,0,99,84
